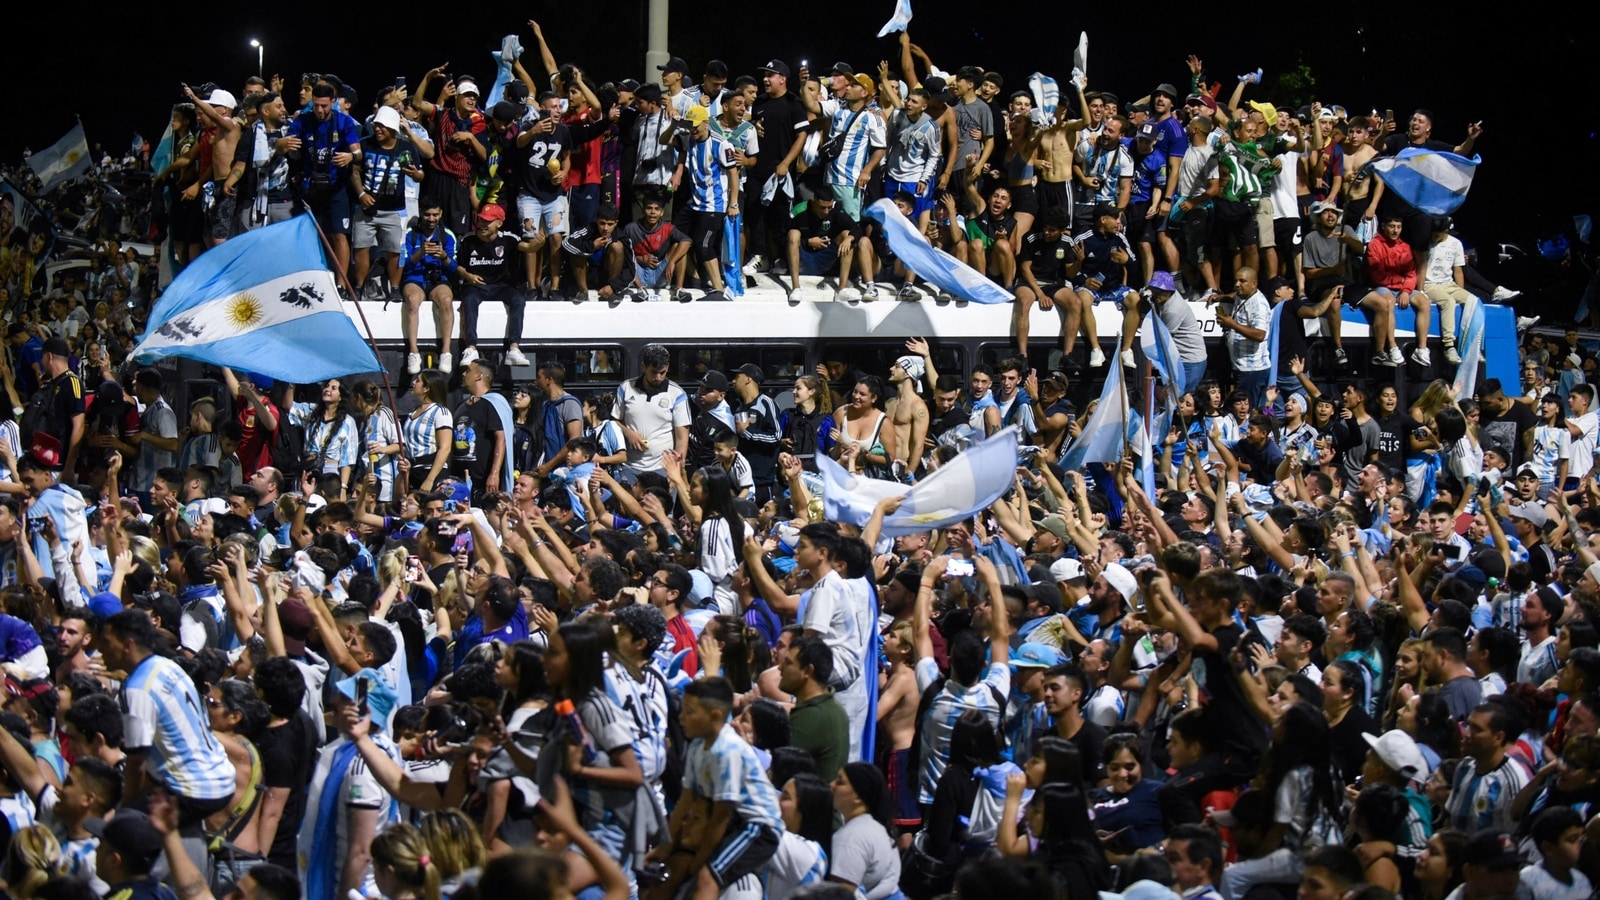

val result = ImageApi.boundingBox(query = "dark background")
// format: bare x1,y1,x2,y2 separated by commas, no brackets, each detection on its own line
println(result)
9,4,1599,250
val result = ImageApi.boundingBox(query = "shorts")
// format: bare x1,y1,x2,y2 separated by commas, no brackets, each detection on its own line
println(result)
1306,277,1347,305
887,748,922,829
352,208,406,253
706,821,779,890
1124,201,1152,245
690,211,726,264
637,258,670,289
1173,206,1211,265
1021,281,1068,300
1211,199,1258,247
799,247,838,276
830,183,866,221
884,177,935,217
306,187,353,237
1255,195,1276,249
1008,183,1039,217
1273,217,1303,259
1080,283,1133,306
516,194,568,236
208,189,236,241
1038,180,1072,217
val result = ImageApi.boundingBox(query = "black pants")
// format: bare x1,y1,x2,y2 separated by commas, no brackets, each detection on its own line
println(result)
459,283,528,348
421,171,473,238
747,173,793,260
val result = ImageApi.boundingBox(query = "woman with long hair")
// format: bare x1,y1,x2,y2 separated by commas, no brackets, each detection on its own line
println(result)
403,370,453,492
419,809,486,899
663,456,746,616
1383,639,1432,729
1398,691,1461,772
582,393,628,470
204,678,272,888
1348,783,1408,892
290,378,362,493
781,373,832,472
1416,829,1469,900
1089,733,1165,859
485,776,630,900
697,614,766,695
1030,783,1111,900
1404,379,1457,503
351,379,402,507
828,762,901,899
1221,702,1342,900
371,823,441,900
916,710,1003,866
3,825,65,899
1436,405,1482,490
1000,107,1044,247
769,772,833,900
830,376,897,480
1533,392,1572,497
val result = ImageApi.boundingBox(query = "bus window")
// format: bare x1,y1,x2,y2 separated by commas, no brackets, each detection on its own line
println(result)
820,342,963,390
528,346,626,383
666,345,806,385
978,344,1064,376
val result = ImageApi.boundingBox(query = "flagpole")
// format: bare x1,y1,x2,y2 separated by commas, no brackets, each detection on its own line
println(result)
302,209,398,411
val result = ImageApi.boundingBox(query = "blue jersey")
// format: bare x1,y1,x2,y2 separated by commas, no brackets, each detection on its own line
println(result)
686,135,738,213
401,225,459,285
121,653,235,801
684,723,783,829
287,109,362,195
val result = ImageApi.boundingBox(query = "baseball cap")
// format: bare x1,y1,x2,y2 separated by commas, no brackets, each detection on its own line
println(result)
1101,562,1138,603
42,336,71,358
1050,558,1086,583
206,88,238,110
87,811,165,870
634,83,663,104
25,431,62,470
683,104,710,127
828,61,855,76
277,596,314,656
698,370,730,394
1097,91,1120,107
1246,100,1279,126
1036,514,1070,541
1362,731,1427,782
373,105,403,132
757,59,791,79
1208,788,1271,828
1135,121,1157,141
455,78,479,96
618,78,642,93
1011,642,1068,669
1152,83,1180,100
1186,92,1217,112
657,56,689,76
1515,462,1540,479
491,101,519,124
476,203,506,223
852,73,875,93
1094,204,1119,221
1509,502,1548,529
1262,276,1293,295
1463,830,1523,871
734,363,765,385
1147,271,1176,292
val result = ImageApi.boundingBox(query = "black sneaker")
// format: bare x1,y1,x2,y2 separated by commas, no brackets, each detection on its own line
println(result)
702,290,729,301
1333,347,1349,368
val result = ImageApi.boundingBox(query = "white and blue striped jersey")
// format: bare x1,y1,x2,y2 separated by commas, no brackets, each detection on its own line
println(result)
884,109,941,185
122,653,235,801
604,659,670,786
684,722,783,830
587,419,626,461
766,831,829,900
291,404,361,474
0,790,36,848
687,135,739,213
826,106,887,187
402,403,453,462
914,655,1010,805
364,406,402,502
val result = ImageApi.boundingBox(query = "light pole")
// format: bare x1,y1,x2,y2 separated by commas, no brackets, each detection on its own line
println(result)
250,39,263,78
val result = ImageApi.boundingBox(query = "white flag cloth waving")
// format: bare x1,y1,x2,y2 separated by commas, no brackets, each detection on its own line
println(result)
819,428,1021,535
877,0,914,36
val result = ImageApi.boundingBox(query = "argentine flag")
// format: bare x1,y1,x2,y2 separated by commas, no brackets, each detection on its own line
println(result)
877,0,913,36
863,199,1012,304
818,427,1020,536
1369,147,1480,215
28,121,91,194
133,215,381,382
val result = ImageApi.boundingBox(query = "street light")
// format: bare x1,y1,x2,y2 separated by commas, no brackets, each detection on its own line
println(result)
250,39,263,78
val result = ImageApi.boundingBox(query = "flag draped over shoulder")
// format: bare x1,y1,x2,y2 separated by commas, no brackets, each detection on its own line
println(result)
818,427,1020,536
28,121,91,194
132,215,380,382
877,0,913,36
1369,147,1480,215
863,199,1012,304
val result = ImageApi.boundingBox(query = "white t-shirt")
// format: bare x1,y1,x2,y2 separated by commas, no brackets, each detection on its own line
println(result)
1423,236,1466,287
1570,411,1597,482
1521,863,1592,900
830,814,902,900
766,831,829,900
802,570,862,688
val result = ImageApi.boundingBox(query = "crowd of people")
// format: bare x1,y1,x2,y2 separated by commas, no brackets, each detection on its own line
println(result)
4,21,1597,900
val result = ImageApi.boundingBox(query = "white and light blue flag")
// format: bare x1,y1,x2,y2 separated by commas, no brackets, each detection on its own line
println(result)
1453,294,1486,399
132,215,381,382
818,427,1020,536
1027,73,1060,122
863,198,1012,304
1139,305,1185,410
877,0,913,36
28,121,91,194
1061,372,1132,473
1369,147,1480,215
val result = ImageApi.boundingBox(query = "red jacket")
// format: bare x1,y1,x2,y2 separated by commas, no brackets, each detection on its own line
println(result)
1366,233,1416,291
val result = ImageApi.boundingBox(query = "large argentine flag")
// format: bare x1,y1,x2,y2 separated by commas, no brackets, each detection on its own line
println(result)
864,199,1012,305
29,121,91,194
1369,147,1480,215
133,215,380,381
818,427,1020,536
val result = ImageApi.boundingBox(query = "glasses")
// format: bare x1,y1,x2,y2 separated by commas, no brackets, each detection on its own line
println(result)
205,696,221,708
644,576,661,588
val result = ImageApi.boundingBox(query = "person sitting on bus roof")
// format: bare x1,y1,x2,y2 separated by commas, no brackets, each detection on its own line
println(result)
619,191,692,303
1012,205,1080,360
562,203,635,303
1068,204,1135,369
786,186,868,302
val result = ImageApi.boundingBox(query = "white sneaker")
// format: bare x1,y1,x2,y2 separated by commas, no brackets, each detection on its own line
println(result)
862,282,880,301
771,262,788,276
1197,288,1216,304
1120,349,1136,368
504,347,529,366
1410,347,1431,367
1388,346,1404,365
1517,315,1541,331
1493,285,1522,302
1088,347,1106,367
742,255,768,276
836,288,862,303
439,352,453,371
1445,345,1463,365
459,347,480,367
405,352,422,374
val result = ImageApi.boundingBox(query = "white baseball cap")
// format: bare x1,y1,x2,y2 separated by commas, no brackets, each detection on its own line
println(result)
206,89,238,110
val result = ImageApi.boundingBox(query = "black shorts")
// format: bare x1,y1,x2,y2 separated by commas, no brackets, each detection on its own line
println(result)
1038,181,1072,217
1008,183,1039,217
690,211,726,264
1020,281,1068,299
1307,277,1348,305
208,190,237,241
1124,201,1152,245
1211,199,1259,247
306,187,353,238
1273,217,1303,260
706,821,779,889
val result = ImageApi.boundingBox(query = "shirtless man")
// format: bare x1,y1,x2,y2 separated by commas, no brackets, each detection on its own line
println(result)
1035,88,1090,222
184,83,242,248
1341,117,1381,226
886,355,930,477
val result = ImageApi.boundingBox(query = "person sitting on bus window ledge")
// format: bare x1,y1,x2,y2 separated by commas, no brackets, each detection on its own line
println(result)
619,191,693,303
1302,200,1388,370
1419,215,1468,366
1067,204,1134,368
1012,205,1079,359
963,177,1017,289
399,198,460,375
1363,212,1435,367
454,204,534,369
786,187,867,302
680,104,739,302
563,204,635,303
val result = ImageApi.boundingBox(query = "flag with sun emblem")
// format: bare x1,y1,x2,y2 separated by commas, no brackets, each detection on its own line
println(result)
132,215,380,381
27,121,92,194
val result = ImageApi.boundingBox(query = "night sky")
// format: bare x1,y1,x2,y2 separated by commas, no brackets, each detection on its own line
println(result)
11,4,1599,244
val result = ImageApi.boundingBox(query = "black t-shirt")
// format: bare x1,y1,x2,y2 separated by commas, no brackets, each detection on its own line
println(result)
451,396,504,485
1066,718,1108,783
751,93,809,174
1019,232,1077,284
1193,622,1268,763
1381,135,1454,156
257,710,319,868
1375,412,1407,474
972,210,1016,246
358,137,417,211
792,207,859,244
1329,706,1377,787
930,406,969,442
1274,298,1314,382
521,120,574,201
28,370,84,451
1480,402,1538,466
458,234,525,287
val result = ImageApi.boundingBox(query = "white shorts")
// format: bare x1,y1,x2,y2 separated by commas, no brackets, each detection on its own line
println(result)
351,208,406,253
516,195,568,237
